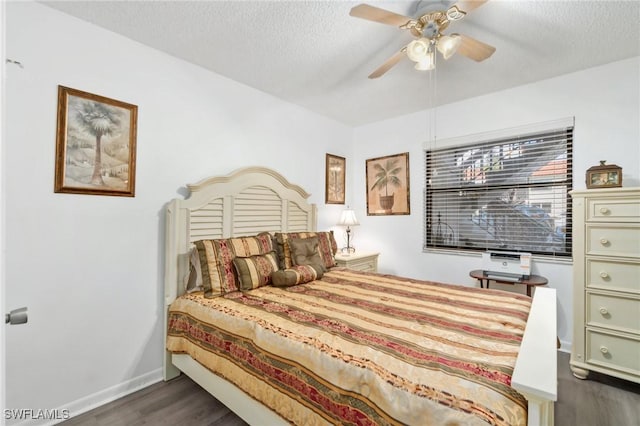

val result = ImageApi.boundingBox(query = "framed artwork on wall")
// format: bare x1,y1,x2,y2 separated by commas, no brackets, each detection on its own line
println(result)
54,85,138,197
325,153,346,204
366,152,410,216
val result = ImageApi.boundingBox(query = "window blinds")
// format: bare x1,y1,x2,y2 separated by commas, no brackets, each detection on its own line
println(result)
425,126,573,257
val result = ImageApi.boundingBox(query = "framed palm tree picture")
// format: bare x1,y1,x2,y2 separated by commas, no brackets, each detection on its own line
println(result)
325,153,346,204
366,152,410,216
54,86,138,197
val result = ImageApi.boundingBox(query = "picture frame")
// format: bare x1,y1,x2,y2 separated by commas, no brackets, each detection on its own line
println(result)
585,161,622,189
54,85,138,197
366,152,410,216
325,153,346,204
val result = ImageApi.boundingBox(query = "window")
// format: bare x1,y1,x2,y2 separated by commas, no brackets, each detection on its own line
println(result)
425,124,573,257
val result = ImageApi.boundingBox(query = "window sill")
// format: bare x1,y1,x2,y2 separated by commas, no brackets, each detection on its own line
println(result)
422,247,573,265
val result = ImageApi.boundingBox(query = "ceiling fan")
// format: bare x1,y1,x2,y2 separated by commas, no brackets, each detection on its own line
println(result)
350,0,496,78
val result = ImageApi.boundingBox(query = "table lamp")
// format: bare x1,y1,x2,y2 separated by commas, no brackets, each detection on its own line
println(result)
338,208,359,255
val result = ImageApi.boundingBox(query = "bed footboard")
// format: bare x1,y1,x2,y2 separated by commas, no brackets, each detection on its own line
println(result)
512,287,557,426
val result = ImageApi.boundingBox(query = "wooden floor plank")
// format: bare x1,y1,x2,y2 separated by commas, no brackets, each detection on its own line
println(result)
62,351,640,425
556,351,640,426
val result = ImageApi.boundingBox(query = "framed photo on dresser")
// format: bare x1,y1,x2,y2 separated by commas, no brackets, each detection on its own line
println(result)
585,161,622,189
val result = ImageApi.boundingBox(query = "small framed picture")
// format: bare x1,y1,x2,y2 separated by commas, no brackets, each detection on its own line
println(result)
325,154,346,204
586,162,622,189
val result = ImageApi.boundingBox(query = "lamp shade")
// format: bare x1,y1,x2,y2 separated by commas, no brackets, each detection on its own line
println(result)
338,209,359,227
414,49,435,71
406,38,431,62
437,34,462,60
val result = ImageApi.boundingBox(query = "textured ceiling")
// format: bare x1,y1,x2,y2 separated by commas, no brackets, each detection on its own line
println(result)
41,0,640,126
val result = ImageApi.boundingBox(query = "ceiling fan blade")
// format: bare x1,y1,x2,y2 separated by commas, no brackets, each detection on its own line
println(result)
368,50,405,79
453,0,489,14
456,34,496,62
350,4,413,27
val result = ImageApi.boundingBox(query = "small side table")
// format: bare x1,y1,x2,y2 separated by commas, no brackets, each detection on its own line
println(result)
469,269,548,297
334,252,379,272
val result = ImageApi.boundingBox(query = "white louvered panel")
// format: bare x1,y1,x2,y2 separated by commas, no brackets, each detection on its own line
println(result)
237,186,283,203
189,199,224,241
233,217,282,235
233,186,283,236
287,201,310,232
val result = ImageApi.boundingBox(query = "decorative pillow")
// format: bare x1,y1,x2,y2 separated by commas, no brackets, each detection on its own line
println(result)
256,231,275,252
289,237,325,271
233,251,279,291
274,231,337,270
271,264,324,287
194,233,275,298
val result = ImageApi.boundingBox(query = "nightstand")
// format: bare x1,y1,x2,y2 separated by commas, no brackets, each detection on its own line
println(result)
334,251,379,272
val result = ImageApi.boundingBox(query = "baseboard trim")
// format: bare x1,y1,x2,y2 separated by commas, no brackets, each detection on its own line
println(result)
13,368,163,426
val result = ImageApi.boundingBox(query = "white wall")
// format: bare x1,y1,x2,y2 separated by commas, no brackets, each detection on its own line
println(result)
4,2,352,422
353,56,640,350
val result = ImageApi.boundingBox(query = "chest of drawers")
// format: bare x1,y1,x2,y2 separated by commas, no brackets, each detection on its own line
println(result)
570,188,640,383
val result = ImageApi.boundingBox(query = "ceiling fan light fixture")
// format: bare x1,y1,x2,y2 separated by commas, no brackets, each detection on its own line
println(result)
349,3,495,78
406,37,431,62
437,33,462,60
414,49,435,71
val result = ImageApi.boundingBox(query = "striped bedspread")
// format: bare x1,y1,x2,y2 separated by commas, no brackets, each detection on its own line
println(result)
167,268,530,425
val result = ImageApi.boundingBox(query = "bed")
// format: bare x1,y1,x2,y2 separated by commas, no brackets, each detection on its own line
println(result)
164,166,557,426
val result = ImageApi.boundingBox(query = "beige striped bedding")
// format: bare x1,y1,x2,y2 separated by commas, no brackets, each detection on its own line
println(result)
167,268,530,425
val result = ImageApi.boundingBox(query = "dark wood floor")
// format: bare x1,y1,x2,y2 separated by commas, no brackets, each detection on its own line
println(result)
63,351,640,425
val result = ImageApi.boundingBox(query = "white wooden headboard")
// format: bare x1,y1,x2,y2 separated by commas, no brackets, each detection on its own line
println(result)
164,166,317,306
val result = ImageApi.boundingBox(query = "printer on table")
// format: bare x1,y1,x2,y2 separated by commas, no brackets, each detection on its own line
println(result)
482,250,532,282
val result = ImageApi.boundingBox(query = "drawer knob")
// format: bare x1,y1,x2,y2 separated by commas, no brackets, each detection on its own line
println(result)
600,346,609,354
599,271,609,279
599,207,610,215
600,238,610,245
599,307,609,315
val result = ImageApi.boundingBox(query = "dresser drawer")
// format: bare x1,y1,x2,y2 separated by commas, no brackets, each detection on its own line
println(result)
341,258,377,272
588,198,640,222
586,258,640,294
334,252,379,272
586,330,640,376
586,292,640,334
586,225,640,258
